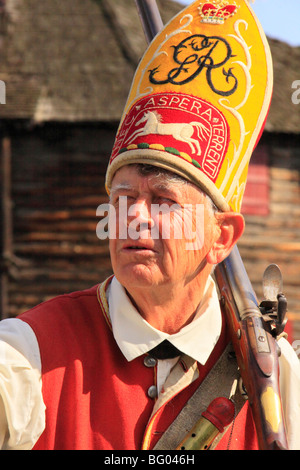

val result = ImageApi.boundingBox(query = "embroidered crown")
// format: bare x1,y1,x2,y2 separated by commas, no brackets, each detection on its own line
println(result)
199,1,239,25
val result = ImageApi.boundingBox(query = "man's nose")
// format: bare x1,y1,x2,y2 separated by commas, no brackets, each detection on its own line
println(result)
128,199,154,236
128,200,152,226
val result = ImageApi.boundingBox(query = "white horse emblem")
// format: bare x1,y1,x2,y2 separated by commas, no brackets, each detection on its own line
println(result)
126,111,210,155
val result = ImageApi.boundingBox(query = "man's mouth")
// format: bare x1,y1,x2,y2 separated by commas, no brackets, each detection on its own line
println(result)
122,241,156,252
127,246,146,250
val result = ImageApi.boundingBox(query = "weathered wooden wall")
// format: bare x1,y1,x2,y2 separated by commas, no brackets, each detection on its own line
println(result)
7,123,115,317
240,133,300,341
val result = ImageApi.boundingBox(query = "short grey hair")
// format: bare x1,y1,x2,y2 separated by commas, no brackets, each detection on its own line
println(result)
133,163,219,215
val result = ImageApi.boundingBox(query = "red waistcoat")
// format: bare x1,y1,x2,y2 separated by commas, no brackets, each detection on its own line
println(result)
19,279,258,450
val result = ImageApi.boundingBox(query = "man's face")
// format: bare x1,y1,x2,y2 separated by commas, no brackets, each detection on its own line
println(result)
108,165,220,291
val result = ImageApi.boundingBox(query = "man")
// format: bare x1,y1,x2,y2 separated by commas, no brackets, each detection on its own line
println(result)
0,0,299,450
108,164,244,336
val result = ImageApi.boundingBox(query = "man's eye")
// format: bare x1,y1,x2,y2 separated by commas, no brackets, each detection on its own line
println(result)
111,197,120,206
156,197,176,205
112,195,133,205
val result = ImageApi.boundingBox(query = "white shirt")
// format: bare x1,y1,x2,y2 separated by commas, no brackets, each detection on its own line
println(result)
0,277,299,449
108,275,222,393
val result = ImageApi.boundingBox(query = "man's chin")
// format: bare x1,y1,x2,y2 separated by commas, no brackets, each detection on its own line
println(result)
115,265,162,290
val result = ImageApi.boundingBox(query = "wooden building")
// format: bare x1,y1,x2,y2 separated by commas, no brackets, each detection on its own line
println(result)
0,0,300,342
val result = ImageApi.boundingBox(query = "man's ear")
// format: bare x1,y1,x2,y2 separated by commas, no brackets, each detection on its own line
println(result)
206,212,245,265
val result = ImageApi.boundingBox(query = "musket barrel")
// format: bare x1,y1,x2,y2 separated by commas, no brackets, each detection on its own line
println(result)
134,0,163,43
219,245,260,319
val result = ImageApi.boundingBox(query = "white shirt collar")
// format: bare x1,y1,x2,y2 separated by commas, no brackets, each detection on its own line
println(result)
107,276,222,365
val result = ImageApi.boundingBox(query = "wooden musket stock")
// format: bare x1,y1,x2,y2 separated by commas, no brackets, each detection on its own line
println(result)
134,0,288,450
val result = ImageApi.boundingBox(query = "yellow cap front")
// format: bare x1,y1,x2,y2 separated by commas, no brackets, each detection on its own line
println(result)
106,0,273,212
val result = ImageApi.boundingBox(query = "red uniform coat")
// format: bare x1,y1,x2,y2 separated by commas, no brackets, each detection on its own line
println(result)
20,280,258,450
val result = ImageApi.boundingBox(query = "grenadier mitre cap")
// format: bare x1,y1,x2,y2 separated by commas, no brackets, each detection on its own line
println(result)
105,0,273,212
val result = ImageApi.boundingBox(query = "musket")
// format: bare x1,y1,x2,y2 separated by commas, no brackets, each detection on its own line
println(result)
214,246,288,450
134,0,289,450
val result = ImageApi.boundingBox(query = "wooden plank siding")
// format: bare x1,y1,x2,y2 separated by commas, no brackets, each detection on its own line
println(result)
7,123,115,317
240,133,300,342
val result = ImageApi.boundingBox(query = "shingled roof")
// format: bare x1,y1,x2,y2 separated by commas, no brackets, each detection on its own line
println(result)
0,0,299,132
266,39,300,134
